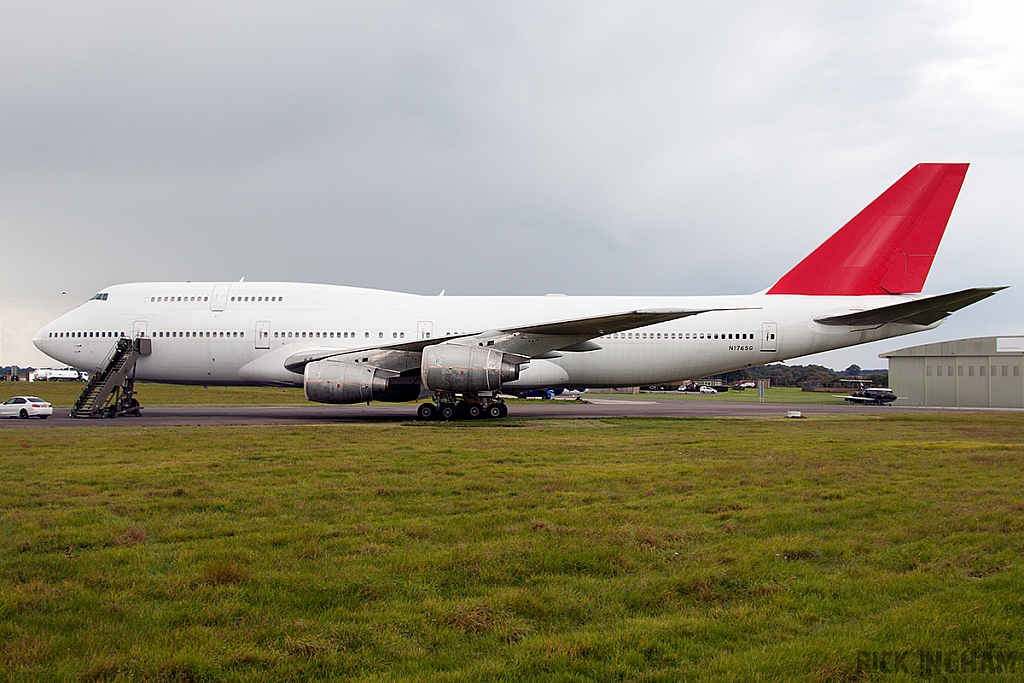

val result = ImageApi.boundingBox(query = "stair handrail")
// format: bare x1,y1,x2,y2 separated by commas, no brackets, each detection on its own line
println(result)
71,337,134,415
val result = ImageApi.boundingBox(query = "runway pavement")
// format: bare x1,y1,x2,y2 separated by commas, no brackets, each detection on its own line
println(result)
0,397,983,428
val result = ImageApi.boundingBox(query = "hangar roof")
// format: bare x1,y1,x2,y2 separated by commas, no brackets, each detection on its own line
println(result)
880,336,1024,358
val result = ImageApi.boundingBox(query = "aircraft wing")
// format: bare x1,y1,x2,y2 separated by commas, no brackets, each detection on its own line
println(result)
814,287,1006,327
283,334,468,373
284,307,725,373
507,308,715,337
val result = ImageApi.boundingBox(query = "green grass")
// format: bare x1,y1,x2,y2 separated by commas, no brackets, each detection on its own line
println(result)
2,414,1023,681
4,383,852,408
1,383,311,408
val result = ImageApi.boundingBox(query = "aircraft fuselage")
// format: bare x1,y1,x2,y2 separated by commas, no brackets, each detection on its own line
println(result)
34,282,936,390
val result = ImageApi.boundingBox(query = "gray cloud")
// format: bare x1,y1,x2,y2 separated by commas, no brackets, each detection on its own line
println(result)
2,1,1021,370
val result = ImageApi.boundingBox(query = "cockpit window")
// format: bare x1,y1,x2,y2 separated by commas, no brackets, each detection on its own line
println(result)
89,293,109,301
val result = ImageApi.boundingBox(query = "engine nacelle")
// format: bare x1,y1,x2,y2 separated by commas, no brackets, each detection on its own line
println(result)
304,359,392,404
421,344,523,393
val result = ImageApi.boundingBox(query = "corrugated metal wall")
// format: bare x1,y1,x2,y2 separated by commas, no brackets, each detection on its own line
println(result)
887,339,1024,407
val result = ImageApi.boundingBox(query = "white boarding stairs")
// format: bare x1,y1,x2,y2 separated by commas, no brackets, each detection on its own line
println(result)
70,337,151,418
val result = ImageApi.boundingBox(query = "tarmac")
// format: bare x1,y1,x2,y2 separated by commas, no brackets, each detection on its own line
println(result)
0,396,993,428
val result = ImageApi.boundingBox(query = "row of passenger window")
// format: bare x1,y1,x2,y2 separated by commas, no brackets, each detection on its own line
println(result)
50,328,405,342
602,331,757,341
275,331,408,340
927,365,1020,377
52,326,763,345
147,295,284,303
49,331,125,338
153,331,244,338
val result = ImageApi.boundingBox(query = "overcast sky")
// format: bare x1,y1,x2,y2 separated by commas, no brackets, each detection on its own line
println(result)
2,1,1022,370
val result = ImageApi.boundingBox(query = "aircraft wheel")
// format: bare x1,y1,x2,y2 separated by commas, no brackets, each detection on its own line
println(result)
440,403,457,421
487,404,503,419
417,403,438,421
467,404,483,419
498,403,508,418
19,409,28,419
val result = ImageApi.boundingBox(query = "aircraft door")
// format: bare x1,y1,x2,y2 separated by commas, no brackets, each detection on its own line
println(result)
760,322,778,352
210,284,231,311
417,321,433,340
133,320,148,338
255,320,271,349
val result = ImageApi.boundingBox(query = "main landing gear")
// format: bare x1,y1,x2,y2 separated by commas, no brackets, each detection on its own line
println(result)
416,393,509,421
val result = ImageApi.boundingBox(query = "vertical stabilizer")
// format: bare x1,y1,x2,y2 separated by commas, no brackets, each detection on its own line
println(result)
767,163,968,295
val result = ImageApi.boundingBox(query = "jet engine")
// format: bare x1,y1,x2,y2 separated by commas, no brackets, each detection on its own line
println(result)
303,359,394,404
420,344,525,393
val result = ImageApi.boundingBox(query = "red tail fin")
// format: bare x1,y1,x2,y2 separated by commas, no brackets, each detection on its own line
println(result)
767,163,968,295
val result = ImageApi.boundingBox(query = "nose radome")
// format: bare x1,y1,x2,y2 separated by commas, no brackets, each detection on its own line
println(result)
33,325,47,352
34,315,61,353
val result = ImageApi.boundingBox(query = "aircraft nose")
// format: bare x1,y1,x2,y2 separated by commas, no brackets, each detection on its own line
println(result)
33,324,48,352
34,314,63,354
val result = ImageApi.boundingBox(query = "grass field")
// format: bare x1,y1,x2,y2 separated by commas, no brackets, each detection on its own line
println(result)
2,383,846,408
0,383,311,408
2,414,1023,681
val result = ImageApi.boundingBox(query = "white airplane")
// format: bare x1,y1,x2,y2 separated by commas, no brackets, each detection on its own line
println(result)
34,163,1004,419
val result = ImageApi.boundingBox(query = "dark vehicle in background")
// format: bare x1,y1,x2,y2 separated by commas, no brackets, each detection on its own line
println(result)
838,387,899,405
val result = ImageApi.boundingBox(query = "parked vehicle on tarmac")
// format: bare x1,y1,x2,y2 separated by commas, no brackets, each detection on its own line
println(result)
835,387,899,405
1,396,53,419
31,368,88,382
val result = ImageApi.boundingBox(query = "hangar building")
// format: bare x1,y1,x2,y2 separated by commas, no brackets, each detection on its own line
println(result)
880,337,1024,408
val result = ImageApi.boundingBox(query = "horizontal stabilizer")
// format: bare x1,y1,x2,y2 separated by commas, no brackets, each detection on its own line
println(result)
814,287,1005,327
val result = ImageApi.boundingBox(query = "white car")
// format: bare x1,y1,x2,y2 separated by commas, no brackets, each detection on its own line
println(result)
699,385,718,394
1,396,53,419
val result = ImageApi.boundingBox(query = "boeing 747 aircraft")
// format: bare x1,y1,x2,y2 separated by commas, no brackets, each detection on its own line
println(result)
35,164,1003,419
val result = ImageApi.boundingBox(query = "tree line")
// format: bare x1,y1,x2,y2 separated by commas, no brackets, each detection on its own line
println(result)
714,363,888,388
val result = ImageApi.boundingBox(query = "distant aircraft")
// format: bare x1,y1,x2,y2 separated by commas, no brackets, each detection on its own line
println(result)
836,387,900,405
34,163,1003,419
